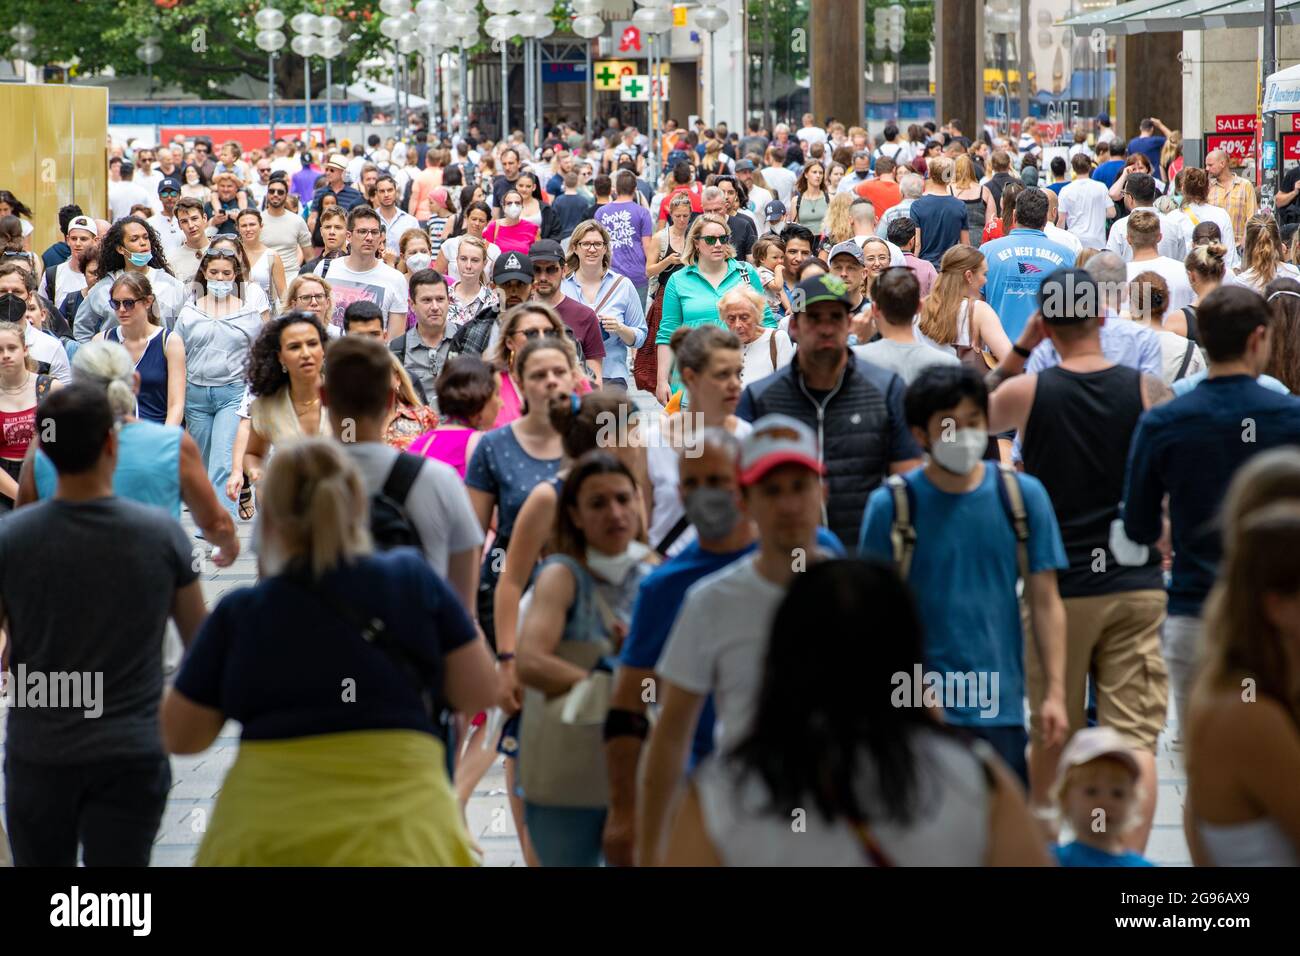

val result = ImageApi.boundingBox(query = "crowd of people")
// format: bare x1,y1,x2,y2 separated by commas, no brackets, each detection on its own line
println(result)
0,108,1298,870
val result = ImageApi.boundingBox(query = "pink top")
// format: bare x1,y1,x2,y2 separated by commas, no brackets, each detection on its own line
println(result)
409,426,475,479
483,219,540,255
492,371,523,430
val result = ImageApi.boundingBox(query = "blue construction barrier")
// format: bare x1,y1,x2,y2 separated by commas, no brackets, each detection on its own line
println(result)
109,100,369,127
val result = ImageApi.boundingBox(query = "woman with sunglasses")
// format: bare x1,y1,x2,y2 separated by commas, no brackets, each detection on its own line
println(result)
487,302,572,429
174,248,265,513
654,213,773,407
92,272,185,425
0,320,58,510
236,209,287,312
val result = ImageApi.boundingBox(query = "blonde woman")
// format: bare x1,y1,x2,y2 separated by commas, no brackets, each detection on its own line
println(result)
637,193,693,392
1231,215,1300,293
654,212,773,406
917,245,1012,369
236,209,287,311
819,192,857,251
162,438,497,866
447,235,497,335
226,312,331,517
563,219,647,391
284,273,334,330
949,154,996,239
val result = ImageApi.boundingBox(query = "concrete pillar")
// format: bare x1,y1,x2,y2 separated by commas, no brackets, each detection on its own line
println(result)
1117,32,1183,140
809,0,864,128
934,0,984,137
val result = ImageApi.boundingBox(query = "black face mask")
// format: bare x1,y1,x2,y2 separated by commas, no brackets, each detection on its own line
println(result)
0,292,28,323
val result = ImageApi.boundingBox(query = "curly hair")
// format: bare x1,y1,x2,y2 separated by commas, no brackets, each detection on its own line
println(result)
247,310,328,397
99,216,173,276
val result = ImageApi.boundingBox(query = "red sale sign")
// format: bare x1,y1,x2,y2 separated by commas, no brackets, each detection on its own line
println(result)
1215,114,1258,134
1283,134,1300,162
1206,134,1255,162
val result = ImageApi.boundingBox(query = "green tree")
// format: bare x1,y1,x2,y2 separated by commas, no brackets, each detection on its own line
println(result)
0,0,398,99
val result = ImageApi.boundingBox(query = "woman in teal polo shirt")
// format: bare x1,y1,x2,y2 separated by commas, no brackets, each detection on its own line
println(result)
654,212,773,406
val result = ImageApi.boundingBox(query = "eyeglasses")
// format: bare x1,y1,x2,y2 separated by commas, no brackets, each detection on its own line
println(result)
257,168,272,175
296,292,327,303
351,228,382,237
700,234,729,246
576,241,605,250
110,297,140,311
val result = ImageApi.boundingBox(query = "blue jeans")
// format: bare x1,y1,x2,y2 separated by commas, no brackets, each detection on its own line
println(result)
524,803,606,867
185,381,244,517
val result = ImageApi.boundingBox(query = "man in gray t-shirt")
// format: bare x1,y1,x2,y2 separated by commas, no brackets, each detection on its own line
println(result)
0,384,207,865
853,266,958,384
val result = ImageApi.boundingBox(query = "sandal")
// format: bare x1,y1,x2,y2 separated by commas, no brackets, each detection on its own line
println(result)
238,479,255,521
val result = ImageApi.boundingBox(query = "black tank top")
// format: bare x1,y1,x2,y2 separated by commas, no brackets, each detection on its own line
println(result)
1021,365,1163,598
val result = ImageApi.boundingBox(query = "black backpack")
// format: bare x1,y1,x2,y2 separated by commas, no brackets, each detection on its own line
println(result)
370,453,425,552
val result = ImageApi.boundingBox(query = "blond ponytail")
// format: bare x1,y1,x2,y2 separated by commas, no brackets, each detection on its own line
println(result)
71,339,137,418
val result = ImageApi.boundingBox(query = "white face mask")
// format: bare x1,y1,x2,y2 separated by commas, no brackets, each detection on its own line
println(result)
585,540,650,586
504,203,522,220
929,428,987,476
406,252,432,273
208,280,234,300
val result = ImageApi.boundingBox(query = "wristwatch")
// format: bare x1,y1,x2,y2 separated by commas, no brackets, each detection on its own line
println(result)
1012,343,1032,358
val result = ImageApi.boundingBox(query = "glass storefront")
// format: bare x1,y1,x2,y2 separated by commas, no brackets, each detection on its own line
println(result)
743,0,1118,141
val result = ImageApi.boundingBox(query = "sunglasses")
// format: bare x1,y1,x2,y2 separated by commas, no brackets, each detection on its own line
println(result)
267,188,288,196
205,248,239,261
700,234,729,246
515,328,556,341
110,297,141,311
159,190,180,198
2,250,32,259
533,263,562,275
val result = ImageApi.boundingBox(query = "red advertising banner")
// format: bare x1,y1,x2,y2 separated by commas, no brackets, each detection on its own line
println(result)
1215,114,1258,134
160,127,325,154
1206,133,1255,163
1283,133,1300,162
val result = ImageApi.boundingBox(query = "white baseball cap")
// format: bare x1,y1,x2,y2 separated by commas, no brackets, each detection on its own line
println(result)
1055,726,1140,796
738,414,824,486
66,215,99,237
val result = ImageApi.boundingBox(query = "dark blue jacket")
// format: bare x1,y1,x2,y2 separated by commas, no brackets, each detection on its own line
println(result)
736,351,922,551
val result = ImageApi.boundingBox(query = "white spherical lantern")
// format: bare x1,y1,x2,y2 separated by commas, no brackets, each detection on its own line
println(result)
253,9,285,30
484,14,520,40
571,14,604,39
696,6,729,32
255,29,286,52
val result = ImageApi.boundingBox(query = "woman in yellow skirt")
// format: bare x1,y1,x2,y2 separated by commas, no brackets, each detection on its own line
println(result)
161,437,498,866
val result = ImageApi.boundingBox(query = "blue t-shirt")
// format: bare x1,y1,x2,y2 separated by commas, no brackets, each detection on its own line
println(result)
1127,136,1167,178
858,465,1067,727
621,530,846,765
910,194,969,268
1055,840,1155,867
552,193,593,240
1047,182,1068,195
978,228,1078,340
465,425,562,540
1091,160,1125,189
174,550,477,741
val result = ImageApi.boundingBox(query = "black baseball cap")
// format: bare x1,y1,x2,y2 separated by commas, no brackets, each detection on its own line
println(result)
493,251,533,284
158,177,182,194
794,274,854,311
528,239,565,263
1037,267,1101,324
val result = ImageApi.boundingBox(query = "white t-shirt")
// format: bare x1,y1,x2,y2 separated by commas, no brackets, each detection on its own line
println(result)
1057,177,1113,249
1143,328,1206,385
108,180,158,222
657,554,788,749
25,322,71,385
341,442,484,578
52,261,87,309
259,208,313,282
1044,222,1084,257
739,328,795,387
796,126,827,148
148,212,185,255
761,166,797,204
1127,256,1196,316
746,185,774,217
312,257,408,329
1107,206,1187,263
1167,203,1239,270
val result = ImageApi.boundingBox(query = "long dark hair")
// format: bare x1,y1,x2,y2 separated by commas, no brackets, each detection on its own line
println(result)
0,190,33,219
452,199,492,239
554,451,637,559
729,559,953,826
247,311,328,397
100,216,173,276
1265,277,1300,394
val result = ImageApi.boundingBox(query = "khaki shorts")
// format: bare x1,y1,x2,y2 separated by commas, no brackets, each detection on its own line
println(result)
1026,589,1169,751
